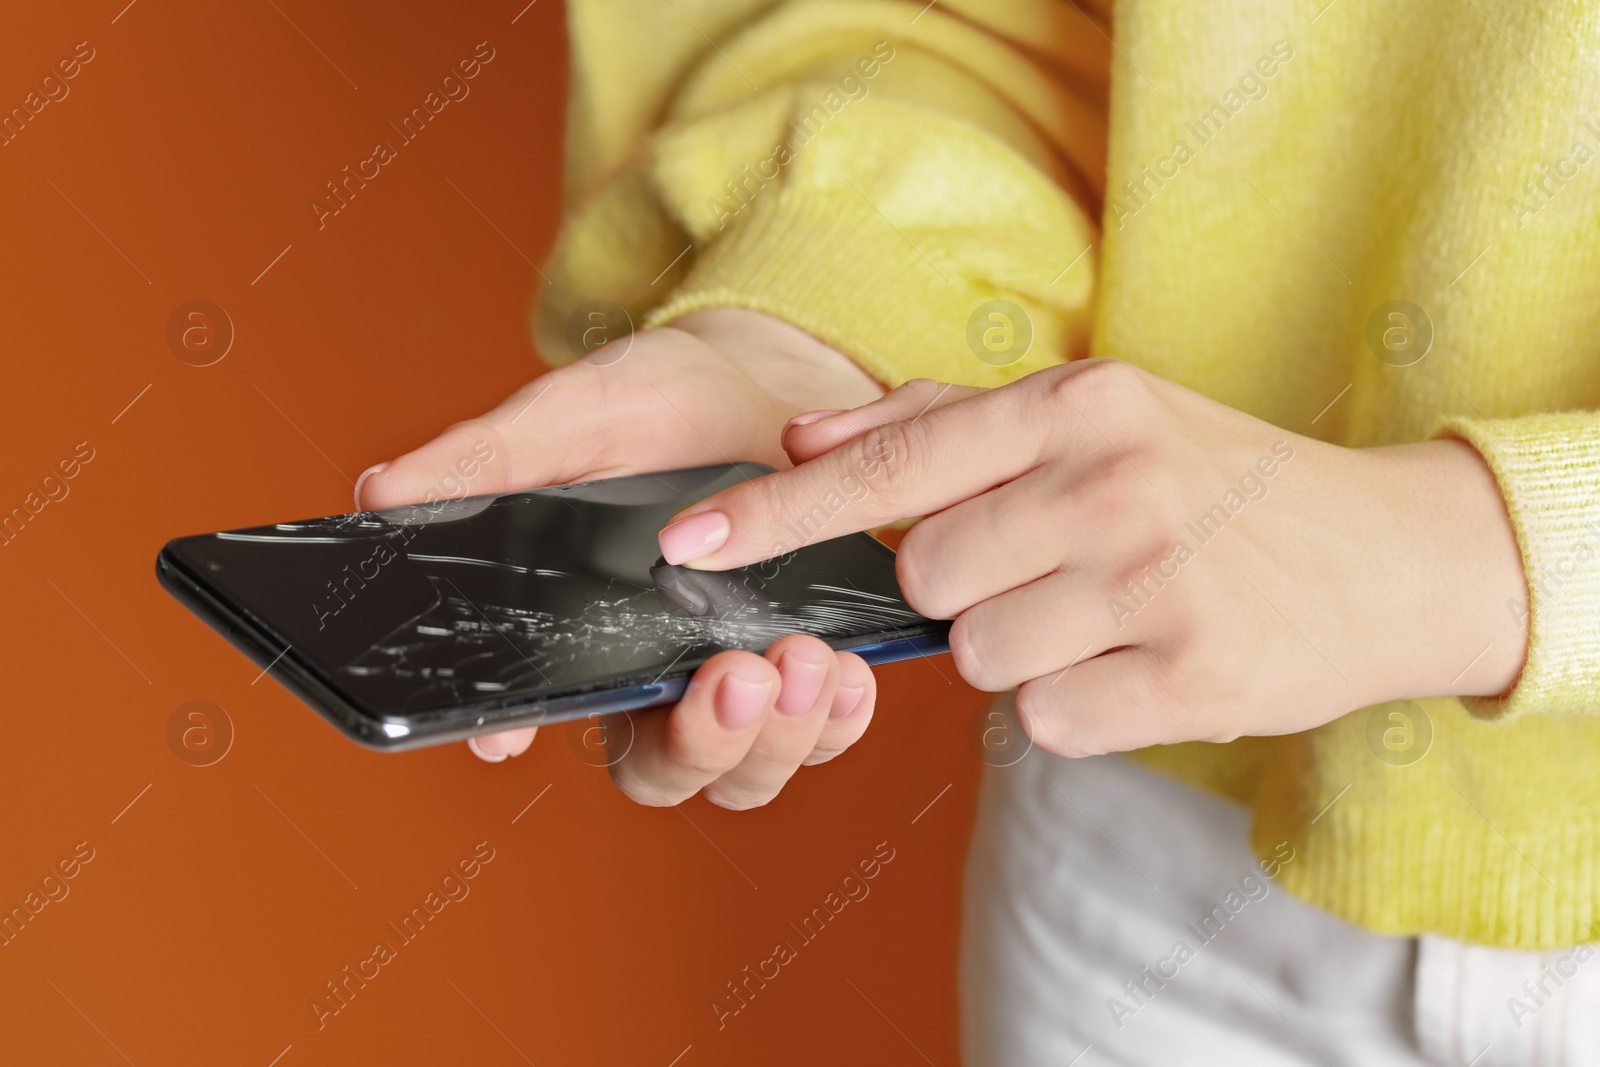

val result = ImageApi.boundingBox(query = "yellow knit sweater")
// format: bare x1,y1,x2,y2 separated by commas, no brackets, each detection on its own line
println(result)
536,0,1600,949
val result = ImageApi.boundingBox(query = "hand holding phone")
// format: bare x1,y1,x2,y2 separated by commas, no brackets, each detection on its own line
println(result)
171,310,922,810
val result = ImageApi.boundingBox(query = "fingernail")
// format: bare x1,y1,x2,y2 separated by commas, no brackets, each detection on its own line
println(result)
715,672,773,730
786,409,842,430
467,736,507,763
660,511,729,566
354,461,389,509
830,684,866,719
776,650,829,716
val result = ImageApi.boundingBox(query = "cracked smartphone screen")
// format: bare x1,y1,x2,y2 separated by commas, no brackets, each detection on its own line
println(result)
163,464,930,722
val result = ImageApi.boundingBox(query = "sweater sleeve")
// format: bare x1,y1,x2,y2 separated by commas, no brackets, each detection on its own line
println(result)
1432,412,1600,718
535,0,1110,389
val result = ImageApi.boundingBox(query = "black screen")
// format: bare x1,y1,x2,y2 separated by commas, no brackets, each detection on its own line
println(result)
165,464,932,720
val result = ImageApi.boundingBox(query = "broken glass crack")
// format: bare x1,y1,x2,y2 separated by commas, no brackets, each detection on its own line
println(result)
343,567,921,705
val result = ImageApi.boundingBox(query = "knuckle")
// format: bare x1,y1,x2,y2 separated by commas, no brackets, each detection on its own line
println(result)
1075,457,1140,511
667,743,735,783
702,784,776,811
607,766,684,808
804,701,873,766
884,378,961,423
801,741,850,766
661,716,740,782
450,415,502,446
1074,459,1170,547
1050,358,1144,408
893,378,944,404
1142,480,1193,546
1115,532,1191,598
1039,360,1153,439
857,419,921,497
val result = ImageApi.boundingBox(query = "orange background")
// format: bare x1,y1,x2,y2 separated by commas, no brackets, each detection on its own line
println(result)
0,2,987,1064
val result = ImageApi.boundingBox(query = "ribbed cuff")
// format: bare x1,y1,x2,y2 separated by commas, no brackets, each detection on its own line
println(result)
1432,413,1600,718
1266,801,1600,949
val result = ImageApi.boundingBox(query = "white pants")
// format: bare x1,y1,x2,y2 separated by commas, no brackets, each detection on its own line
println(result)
959,698,1600,1067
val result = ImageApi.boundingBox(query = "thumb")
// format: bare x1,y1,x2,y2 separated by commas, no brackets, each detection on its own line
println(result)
356,418,512,512
354,375,604,511
780,379,985,464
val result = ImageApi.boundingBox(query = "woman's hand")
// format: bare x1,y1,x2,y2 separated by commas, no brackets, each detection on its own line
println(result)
357,308,886,807
658,361,1530,756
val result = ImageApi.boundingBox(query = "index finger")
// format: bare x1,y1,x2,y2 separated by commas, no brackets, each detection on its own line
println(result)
658,378,1048,571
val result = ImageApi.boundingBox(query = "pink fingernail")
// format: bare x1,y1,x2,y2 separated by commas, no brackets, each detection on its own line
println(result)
715,673,772,730
830,684,867,719
354,461,389,509
776,651,829,716
786,409,842,430
659,511,729,566
467,736,507,763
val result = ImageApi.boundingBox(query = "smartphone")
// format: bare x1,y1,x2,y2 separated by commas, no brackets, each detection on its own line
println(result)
156,463,950,750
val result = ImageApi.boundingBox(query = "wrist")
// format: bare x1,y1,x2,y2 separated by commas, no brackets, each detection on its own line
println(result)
1361,438,1528,703
669,308,885,415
